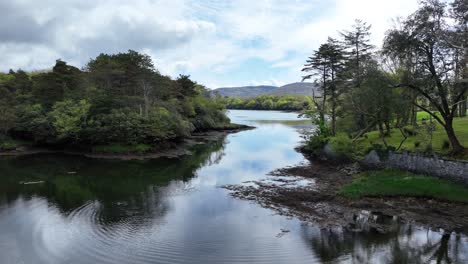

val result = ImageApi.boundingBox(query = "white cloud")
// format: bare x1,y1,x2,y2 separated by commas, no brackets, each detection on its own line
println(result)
0,0,420,87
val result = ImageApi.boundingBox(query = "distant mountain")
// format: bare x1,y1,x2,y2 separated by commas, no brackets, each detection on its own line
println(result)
213,85,277,98
212,82,320,98
271,82,319,97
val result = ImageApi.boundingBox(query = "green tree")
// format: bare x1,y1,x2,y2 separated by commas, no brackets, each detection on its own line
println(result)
49,99,91,141
303,37,345,135
0,87,16,135
383,0,467,154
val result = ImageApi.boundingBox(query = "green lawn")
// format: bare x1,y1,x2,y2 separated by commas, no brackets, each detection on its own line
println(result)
354,114,468,156
339,169,468,203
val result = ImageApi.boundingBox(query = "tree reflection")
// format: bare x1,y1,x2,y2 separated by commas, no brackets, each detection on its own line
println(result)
0,137,227,218
300,212,467,263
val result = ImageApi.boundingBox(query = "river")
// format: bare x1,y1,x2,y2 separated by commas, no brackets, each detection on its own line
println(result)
0,110,467,263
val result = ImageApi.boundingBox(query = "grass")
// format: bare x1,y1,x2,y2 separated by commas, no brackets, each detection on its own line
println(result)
354,114,468,157
93,143,152,154
339,169,468,203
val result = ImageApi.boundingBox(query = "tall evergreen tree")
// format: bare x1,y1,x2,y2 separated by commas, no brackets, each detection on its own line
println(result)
303,37,345,135
340,19,374,88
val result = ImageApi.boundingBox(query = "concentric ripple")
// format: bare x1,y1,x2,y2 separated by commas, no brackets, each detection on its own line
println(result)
34,200,317,264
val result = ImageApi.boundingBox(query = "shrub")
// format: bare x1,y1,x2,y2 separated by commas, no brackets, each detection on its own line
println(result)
414,141,421,148
0,141,17,151
329,133,356,159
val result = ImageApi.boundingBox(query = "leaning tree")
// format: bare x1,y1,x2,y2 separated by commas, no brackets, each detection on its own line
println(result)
383,0,467,155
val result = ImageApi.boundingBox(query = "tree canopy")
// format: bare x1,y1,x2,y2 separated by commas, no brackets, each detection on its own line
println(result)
0,50,230,148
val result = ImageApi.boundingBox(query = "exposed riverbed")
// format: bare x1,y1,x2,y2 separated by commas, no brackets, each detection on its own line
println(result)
1,110,467,263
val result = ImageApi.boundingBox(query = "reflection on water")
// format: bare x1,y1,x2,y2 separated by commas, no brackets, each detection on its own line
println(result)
301,212,468,263
0,110,467,264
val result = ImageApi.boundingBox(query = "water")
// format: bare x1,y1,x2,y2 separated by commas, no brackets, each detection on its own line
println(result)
0,110,467,264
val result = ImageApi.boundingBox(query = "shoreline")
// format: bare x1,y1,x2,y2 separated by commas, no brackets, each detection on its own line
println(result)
0,124,255,160
224,159,468,234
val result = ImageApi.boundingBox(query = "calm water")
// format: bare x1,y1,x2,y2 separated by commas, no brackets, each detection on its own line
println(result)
1,110,467,264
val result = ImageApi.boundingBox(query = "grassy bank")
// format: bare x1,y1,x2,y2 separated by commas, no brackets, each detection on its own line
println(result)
339,169,468,203
354,115,468,156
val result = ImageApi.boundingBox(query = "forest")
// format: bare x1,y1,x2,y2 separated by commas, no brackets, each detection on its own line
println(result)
302,0,468,157
216,94,313,111
0,50,230,152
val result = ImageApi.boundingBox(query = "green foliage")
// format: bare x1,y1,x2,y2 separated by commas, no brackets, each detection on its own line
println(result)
49,99,91,140
0,89,17,135
303,117,331,155
14,104,56,143
218,95,313,111
0,141,18,151
354,116,468,157
3,50,230,149
328,133,356,159
339,169,468,203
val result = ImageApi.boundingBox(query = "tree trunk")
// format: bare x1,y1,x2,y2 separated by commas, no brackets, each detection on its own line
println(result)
444,118,465,155
331,98,336,136
459,95,467,117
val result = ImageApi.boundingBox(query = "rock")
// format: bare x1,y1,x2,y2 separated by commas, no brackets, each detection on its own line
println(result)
363,150,381,166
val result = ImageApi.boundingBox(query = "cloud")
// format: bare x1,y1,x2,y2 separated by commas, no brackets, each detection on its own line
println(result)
0,0,420,87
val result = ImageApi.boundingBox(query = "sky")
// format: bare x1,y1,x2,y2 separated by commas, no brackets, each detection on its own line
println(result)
0,0,420,89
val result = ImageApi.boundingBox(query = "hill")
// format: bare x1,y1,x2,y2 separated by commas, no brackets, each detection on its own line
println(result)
212,82,320,98
213,85,277,98
271,82,318,96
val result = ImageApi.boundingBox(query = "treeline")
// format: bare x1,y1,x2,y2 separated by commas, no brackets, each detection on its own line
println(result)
0,50,229,149
217,95,313,111
303,0,467,155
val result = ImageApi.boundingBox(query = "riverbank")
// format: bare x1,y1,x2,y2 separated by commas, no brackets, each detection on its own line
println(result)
224,160,468,233
0,124,254,160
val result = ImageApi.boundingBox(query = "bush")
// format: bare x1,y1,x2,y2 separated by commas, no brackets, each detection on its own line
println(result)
414,141,421,148
329,133,356,159
85,109,147,145
0,141,18,151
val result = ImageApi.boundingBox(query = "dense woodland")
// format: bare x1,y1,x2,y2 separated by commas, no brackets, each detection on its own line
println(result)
303,0,467,155
0,51,229,150
216,95,313,111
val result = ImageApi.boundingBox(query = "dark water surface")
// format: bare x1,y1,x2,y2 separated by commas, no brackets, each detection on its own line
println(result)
1,110,467,263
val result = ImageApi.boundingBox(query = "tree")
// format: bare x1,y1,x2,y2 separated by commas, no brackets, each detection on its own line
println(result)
340,19,374,89
303,37,345,135
383,0,467,154
32,60,85,109
344,61,407,143
176,74,197,97
49,99,91,141
450,0,468,117
0,87,16,135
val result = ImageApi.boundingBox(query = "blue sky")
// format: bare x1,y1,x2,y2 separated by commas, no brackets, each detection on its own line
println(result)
0,0,419,88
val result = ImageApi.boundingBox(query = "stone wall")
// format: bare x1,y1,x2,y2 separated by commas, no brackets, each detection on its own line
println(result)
363,151,468,183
